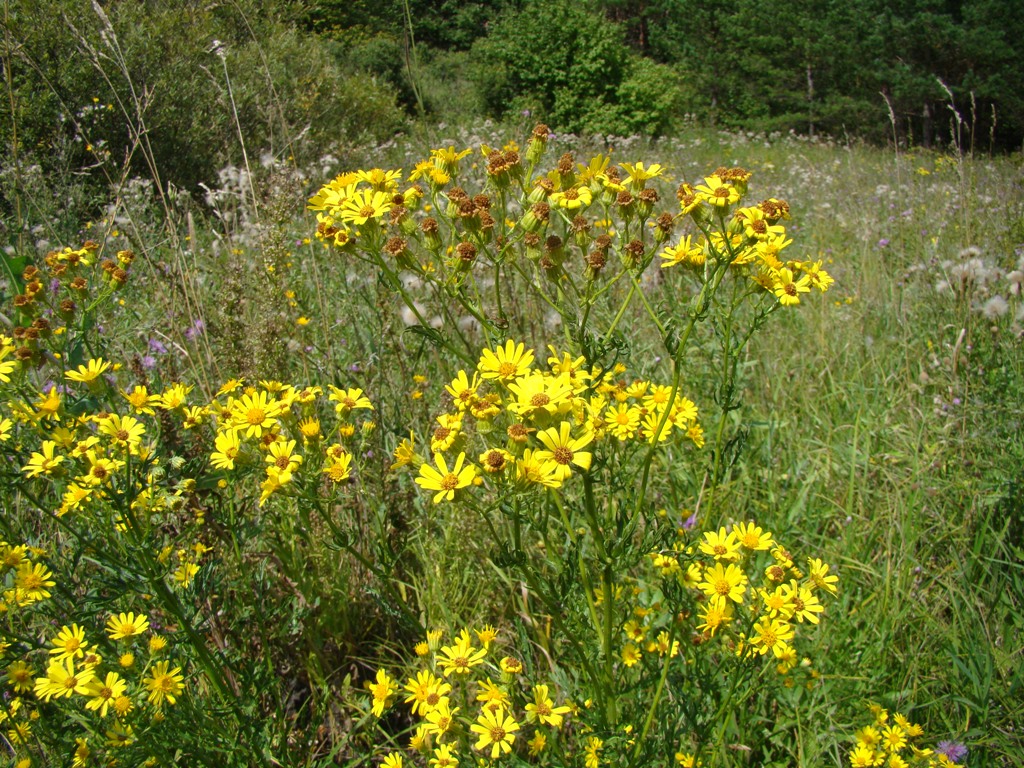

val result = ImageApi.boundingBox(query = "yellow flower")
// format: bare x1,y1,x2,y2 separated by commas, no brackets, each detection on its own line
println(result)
695,175,739,207
22,441,65,478
584,735,603,768
771,267,812,306
339,189,392,225
698,562,748,604
437,632,487,677
699,527,741,561
749,617,794,658
525,684,571,727
533,421,593,482
65,358,111,385
368,668,397,716
84,672,127,718
211,430,241,470
735,521,773,550
470,706,519,758
230,391,282,438
416,452,477,504
106,612,150,640
478,340,534,381
49,624,89,662
34,658,96,701
430,743,460,767
143,660,184,706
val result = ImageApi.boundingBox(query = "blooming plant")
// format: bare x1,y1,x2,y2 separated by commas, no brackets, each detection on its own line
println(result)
0,123,850,765
308,127,839,764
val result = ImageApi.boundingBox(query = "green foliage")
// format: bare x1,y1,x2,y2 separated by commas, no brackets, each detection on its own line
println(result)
0,0,404,234
470,0,680,136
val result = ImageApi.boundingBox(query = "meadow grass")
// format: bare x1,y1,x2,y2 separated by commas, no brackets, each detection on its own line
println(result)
1,120,1021,766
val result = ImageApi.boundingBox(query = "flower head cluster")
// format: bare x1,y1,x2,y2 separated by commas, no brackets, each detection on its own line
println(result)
647,521,837,673
847,704,965,767
0,611,183,766
663,170,833,307
404,341,702,503
369,627,573,763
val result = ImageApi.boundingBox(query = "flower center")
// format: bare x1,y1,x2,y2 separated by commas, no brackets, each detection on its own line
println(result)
530,393,551,407
440,473,459,491
552,447,573,465
246,408,265,425
498,362,517,377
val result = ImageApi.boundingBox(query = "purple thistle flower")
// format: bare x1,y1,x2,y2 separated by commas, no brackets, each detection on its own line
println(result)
878,238,890,248
148,338,168,354
936,741,968,763
682,511,698,530
141,355,157,370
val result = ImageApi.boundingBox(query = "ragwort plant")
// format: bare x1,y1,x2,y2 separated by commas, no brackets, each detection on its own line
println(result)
307,125,839,766
0,241,393,764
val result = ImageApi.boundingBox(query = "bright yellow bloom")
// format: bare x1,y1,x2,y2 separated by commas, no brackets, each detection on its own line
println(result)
84,672,127,718
470,706,519,758
524,684,571,727
328,386,374,415
772,267,812,306
404,670,450,716
445,370,481,411
735,521,773,550
339,189,392,225
699,562,748,603
699,527,741,561
506,371,574,418
430,743,460,767
49,624,89,663
367,668,397,716
14,561,55,603
416,452,477,504
437,632,487,677
478,340,534,381
106,612,150,640
695,176,739,207
782,580,825,623
515,449,562,489
97,414,145,450
230,391,282,438
696,596,732,636
584,736,603,768
65,357,111,385
424,699,460,739
323,451,353,483
549,185,593,209
34,658,96,701
22,441,65,478
143,660,184,706
210,430,241,470
749,617,794,658
807,558,839,595
621,161,664,188
122,385,158,413
534,421,593,482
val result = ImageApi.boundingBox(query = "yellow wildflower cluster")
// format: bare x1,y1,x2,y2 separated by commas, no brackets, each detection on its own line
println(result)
308,128,831,326
209,381,373,504
369,627,574,763
664,169,833,306
648,521,838,673
400,340,701,502
1,541,54,609
848,704,964,767
2,612,181,766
